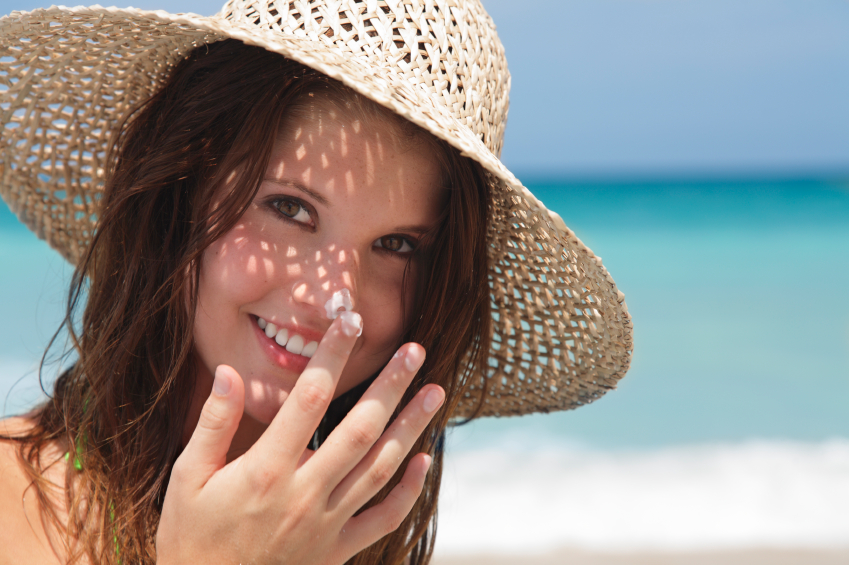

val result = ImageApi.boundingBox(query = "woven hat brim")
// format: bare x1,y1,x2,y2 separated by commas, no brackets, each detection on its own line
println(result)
0,5,633,418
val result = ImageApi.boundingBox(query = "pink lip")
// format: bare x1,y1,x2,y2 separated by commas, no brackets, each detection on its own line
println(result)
251,318,324,374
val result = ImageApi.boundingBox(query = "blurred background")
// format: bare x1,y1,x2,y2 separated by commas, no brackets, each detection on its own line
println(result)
1,0,847,562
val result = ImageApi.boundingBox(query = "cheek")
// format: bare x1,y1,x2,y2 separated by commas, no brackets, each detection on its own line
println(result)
359,264,414,351
198,228,281,308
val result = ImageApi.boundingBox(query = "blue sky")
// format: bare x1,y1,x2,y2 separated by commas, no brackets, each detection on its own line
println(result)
2,0,847,177
484,0,849,178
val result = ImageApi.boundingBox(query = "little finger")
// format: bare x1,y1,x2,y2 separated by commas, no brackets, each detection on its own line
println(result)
337,453,432,553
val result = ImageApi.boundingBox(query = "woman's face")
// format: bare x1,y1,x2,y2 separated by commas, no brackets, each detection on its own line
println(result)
193,101,444,424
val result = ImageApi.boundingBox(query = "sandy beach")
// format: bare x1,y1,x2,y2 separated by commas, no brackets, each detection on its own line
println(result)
433,548,849,565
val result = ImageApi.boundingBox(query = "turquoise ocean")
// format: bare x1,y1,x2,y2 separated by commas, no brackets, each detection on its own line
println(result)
2,179,848,553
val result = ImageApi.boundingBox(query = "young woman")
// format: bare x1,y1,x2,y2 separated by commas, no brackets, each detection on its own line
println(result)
0,2,633,564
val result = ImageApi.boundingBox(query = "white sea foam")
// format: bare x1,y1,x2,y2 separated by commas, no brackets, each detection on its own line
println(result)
436,439,849,555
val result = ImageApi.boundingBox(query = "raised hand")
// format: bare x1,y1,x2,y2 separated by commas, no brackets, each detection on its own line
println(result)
155,313,444,564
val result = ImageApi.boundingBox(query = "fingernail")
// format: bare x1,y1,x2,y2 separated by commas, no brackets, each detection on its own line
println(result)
339,311,363,337
423,454,433,473
404,345,424,372
422,388,443,413
213,367,231,397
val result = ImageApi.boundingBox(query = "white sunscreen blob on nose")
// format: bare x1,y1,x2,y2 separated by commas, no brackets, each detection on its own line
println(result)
325,289,354,320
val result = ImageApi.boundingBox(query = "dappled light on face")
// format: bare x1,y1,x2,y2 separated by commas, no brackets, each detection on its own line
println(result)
279,99,433,206
268,159,285,178
287,243,359,308
363,142,375,192
206,233,279,285
247,378,289,416
373,130,386,162
339,125,349,157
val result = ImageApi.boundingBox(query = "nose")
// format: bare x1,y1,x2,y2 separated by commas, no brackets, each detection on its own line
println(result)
291,246,359,316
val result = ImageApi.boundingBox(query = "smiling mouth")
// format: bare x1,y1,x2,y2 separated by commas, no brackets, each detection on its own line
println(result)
256,317,319,358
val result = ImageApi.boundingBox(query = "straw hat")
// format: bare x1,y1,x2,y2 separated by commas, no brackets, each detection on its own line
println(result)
0,0,632,418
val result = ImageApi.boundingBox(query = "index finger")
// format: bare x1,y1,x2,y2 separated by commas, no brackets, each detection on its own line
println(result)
253,311,363,471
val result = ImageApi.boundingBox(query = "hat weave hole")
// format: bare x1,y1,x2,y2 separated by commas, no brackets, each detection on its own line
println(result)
454,180,633,418
221,0,508,157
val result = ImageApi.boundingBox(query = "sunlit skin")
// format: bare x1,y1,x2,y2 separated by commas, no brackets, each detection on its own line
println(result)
187,100,444,460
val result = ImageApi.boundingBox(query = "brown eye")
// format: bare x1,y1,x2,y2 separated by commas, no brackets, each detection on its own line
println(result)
374,235,414,254
273,198,312,225
277,200,300,217
381,236,403,251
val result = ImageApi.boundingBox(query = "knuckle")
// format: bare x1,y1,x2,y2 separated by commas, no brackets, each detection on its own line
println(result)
381,506,407,535
246,465,276,494
346,422,379,451
288,497,315,523
384,370,408,398
383,485,416,531
368,463,395,489
297,382,332,413
198,398,229,431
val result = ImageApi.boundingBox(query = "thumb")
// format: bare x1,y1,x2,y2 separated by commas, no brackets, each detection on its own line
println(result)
178,364,245,487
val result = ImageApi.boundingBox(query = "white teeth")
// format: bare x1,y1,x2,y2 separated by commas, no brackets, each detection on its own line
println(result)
301,341,318,358
260,319,318,358
286,334,305,355
275,328,289,346
264,322,277,338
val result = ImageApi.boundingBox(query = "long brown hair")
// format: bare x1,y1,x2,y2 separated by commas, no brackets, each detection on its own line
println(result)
5,39,491,565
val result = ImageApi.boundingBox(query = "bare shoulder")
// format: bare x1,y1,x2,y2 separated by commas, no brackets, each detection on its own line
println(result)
0,417,64,565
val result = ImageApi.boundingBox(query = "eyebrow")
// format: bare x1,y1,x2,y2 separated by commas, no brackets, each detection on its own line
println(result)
263,178,330,206
393,224,435,235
